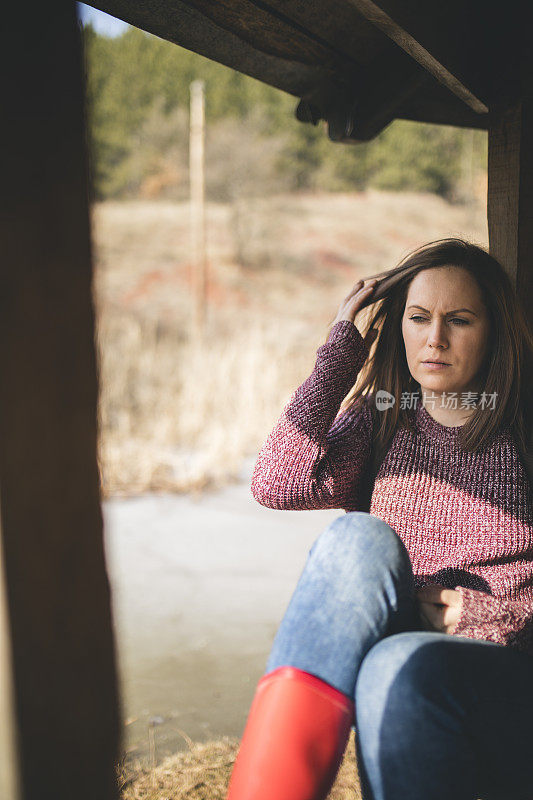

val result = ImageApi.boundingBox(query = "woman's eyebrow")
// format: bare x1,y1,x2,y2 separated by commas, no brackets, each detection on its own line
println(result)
407,304,478,317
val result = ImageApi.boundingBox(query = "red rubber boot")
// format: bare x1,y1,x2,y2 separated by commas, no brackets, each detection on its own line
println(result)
226,666,354,800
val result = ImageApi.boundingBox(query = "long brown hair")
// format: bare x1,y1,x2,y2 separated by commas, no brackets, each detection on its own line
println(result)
333,238,533,459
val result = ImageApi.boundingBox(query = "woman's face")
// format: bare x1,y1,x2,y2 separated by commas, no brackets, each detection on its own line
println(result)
401,266,491,398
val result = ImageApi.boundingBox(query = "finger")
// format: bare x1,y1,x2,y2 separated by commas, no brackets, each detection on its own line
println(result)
443,605,461,628
348,278,378,297
345,284,376,311
418,600,440,612
422,588,460,608
338,282,368,313
419,606,442,632
419,601,445,631
417,604,433,631
419,611,433,631
441,589,463,607
345,280,364,298
335,279,379,326
416,585,446,603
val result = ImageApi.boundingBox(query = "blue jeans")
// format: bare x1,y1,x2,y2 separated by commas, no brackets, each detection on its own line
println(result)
265,512,533,800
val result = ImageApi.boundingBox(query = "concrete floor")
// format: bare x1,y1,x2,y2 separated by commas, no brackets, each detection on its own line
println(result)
103,458,341,767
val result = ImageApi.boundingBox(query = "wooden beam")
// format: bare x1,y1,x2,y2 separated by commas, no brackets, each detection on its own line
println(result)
1,3,120,799
297,48,430,142
346,49,431,141
179,0,359,71
397,79,488,131
90,0,355,100
488,100,533,320
249,0,387,65
346,0,488,114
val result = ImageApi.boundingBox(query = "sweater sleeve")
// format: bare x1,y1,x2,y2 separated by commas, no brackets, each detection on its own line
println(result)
250,319,373,511
450,585,533,658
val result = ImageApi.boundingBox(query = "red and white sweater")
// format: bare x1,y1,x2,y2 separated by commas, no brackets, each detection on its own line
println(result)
251,319,533,659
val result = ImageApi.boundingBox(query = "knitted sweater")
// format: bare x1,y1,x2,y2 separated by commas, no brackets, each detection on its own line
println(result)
251,319,533,659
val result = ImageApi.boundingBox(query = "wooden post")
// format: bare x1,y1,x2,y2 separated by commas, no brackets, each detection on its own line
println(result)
488,99,533,322
1,3,120,798
459,128,475,202
189,79,208,345
0,514,20,800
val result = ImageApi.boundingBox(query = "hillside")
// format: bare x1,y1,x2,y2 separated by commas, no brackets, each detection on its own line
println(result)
93,190,488,497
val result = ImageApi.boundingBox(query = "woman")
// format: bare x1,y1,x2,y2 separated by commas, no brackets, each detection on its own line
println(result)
226,238,533,800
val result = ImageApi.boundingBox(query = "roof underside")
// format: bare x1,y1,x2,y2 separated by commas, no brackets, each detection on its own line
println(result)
89,0,525,141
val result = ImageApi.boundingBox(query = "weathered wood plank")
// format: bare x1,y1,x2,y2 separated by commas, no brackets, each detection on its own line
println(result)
1,3,120,799
397,78,488,130
346,0,489,113
346,50,431,141
181,0,359,71
92,0,346,99
296,47,429,141
488,100,533,322
488,104,521,283
256,0,388,64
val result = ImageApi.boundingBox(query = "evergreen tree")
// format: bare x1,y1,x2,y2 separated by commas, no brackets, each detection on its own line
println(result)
80,25,487,201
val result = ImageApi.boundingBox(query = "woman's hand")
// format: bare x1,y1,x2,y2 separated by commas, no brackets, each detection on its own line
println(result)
327,278,379,347
416,583,463,634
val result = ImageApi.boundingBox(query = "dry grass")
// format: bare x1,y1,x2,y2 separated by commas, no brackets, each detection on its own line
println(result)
118,730,362,799
91,190,487,497
95,306,316,496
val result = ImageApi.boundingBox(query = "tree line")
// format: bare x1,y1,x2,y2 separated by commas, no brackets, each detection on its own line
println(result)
81,24,487,202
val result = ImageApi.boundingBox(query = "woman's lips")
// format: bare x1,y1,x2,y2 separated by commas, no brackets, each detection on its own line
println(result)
422,361,450,370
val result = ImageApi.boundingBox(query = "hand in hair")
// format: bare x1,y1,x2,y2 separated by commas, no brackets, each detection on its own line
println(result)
327,278,379,349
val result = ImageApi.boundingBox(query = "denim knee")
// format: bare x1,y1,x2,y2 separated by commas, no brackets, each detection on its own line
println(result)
309,512,411,574
354,633,483,800
355,632,450,713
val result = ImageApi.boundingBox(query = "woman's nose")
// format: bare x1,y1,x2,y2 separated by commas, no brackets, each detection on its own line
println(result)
427,321,448,348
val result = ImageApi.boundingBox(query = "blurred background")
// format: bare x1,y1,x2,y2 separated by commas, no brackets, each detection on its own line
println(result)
77,1,489,785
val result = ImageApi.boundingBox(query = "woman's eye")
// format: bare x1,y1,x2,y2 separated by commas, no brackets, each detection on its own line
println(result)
409,316,468,325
